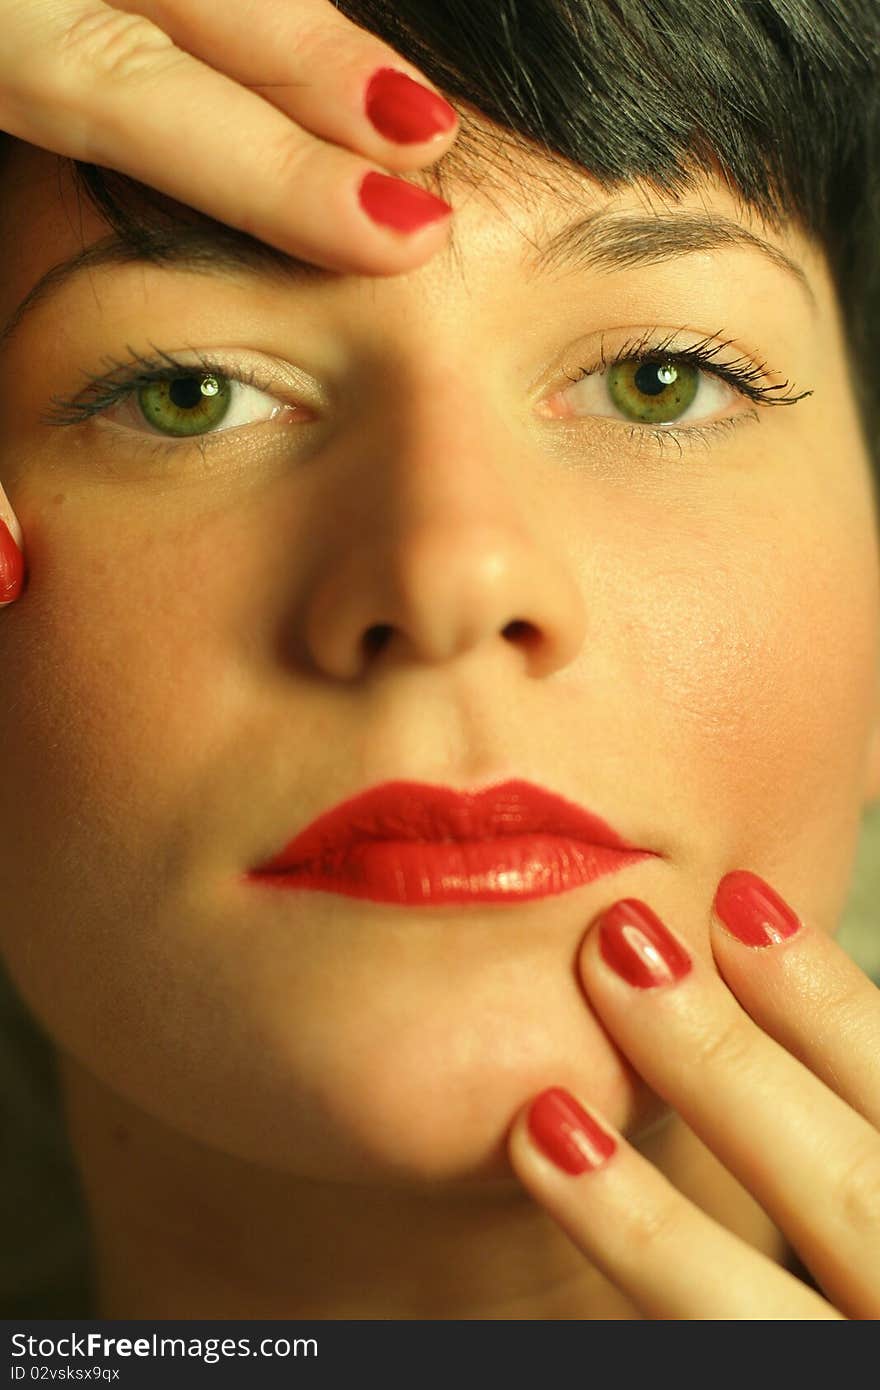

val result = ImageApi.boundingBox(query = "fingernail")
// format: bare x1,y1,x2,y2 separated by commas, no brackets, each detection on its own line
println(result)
527,1087,617,1175
358,171,452,233
713,870,802,947
365,67,457,143
0,517,23,603
598,899,692,989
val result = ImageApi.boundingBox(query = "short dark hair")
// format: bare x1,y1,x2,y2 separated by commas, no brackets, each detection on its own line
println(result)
6,1,880,477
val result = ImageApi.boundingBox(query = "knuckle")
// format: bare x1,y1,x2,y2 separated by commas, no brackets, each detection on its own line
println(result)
286,19,347,71
291,22,418,90
688,1011,753,1074
806,972,870,1038
57,6,178,85
263,128,317,186
620,1193,682,1255
230,135,320,244
835,1140,880,1231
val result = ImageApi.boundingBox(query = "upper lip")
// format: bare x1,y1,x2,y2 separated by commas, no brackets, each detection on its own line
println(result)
249,778,656,874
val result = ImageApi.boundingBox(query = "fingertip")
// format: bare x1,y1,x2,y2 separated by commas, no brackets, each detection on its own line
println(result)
0,513,24,603
363,66,458,147
0,504,23,551
711,870,804,950
357,170,453,237
512,1086,619,1180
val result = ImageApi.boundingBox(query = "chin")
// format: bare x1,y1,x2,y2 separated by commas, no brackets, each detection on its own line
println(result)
58,984,675,1195
256,1012,673,1189
55,885,679,1190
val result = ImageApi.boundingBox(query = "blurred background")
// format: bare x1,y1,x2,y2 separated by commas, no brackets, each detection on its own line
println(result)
3,800,880,1317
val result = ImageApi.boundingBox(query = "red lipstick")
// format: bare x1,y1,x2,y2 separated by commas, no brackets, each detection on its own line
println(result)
245,779,660,906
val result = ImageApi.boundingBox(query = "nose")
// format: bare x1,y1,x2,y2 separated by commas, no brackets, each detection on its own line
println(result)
298,390,588,681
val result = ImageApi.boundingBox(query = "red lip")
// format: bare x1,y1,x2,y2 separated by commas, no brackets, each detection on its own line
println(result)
245,779,661,906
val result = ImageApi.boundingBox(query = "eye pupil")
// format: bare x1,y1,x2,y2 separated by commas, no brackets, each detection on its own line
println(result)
168,374,220,408
635,361,678,396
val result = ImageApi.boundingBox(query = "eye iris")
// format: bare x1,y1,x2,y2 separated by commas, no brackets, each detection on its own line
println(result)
607,359,699,423
137,372,232,436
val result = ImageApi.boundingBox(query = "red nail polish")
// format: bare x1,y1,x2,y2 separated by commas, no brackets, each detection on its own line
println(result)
598,899,692,989
0,518,23,603
365,67,457,143
714,870,802,947
527,1087,617,1175
358,171,452,233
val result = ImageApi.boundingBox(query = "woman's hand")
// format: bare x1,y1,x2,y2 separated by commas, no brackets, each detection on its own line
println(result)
0,0,458,273
507,870,880,1318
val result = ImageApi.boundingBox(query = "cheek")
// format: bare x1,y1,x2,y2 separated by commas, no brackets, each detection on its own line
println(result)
615,460,880,930
0,502,250,993
0,520,213,847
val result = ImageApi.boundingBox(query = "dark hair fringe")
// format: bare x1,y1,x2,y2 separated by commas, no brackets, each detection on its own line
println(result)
6,0,880,472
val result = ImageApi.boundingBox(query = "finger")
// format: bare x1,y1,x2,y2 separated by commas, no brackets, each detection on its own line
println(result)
508,1086,843,1319
0,490,24,607
112,0,460,169
0,1,454,275
710,870,880,1128
578,898,880,1319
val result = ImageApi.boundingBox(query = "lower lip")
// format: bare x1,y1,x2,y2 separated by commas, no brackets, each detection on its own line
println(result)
247,836,656,905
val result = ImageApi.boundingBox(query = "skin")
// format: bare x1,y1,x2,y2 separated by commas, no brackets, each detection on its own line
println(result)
0,130,879,1319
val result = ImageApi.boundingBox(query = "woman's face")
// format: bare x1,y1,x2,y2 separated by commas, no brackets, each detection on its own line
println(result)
1,134,878,1186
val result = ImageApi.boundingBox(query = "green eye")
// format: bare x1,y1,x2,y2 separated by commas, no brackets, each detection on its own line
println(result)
137,372,232,437
607,359,699,424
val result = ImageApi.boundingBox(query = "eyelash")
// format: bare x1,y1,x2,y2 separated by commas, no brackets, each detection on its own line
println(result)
564,328,811,455
38,329,812,461
39,344,277,456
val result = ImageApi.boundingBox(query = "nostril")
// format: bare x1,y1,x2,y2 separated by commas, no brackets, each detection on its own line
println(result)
361,619,536,661
363,624,393,657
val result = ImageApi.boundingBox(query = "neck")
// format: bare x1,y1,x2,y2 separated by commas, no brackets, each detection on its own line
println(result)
57,1054,789,1320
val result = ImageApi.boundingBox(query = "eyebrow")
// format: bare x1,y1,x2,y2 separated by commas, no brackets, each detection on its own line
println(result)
0,222,329,354
0,205,814,353
528,208,815,308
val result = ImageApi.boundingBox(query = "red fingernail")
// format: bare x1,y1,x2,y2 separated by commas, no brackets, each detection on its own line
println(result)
365,67,457,143
527,1087,617,1175
0,518,23,603
358,171,452,233
714,870,802,947
598,899,692,989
